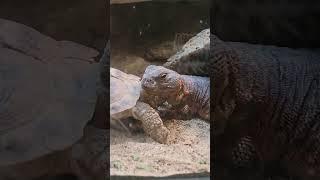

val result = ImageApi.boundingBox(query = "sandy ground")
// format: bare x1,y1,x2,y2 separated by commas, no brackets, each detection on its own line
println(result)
110,119,210,177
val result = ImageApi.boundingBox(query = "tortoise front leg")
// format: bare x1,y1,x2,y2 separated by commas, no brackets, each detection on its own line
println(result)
132,101,170,144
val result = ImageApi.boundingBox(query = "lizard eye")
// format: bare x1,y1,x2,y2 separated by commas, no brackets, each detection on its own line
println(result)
160,73,167,79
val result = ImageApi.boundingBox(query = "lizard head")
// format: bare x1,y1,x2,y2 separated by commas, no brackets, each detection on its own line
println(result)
141,65,183,98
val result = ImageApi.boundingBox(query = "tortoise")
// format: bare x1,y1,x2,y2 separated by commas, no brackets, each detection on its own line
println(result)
110,67,170,144
0,18,107,180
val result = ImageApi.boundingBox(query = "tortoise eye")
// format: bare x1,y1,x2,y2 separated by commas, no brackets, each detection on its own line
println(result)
160,73,167,79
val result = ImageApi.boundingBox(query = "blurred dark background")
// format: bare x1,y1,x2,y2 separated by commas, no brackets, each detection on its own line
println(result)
211,0,320,48
0,0,108,51
111,0,210,52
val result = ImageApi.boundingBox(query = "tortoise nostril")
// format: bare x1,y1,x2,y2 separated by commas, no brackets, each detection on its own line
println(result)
142,78,155,88
145,78,151,83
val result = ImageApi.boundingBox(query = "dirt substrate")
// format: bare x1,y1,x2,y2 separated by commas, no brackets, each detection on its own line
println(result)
110,119,210,177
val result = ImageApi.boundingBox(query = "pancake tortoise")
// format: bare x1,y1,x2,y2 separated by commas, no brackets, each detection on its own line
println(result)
110,67,170,144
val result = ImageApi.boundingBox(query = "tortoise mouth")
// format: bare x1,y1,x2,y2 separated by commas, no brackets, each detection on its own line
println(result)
141,86,162,95
142,83,178,95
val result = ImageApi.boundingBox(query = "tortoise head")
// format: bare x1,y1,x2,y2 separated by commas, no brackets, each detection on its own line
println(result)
141,65,182,97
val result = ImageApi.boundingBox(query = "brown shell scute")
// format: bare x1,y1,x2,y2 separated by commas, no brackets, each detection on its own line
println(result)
110,68,141,115
0,18,99,166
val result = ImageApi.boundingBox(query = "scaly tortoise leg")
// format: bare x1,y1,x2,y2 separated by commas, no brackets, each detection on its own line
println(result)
132,101,170,144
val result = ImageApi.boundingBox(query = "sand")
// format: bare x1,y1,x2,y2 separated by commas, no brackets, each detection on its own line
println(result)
110,119,210,177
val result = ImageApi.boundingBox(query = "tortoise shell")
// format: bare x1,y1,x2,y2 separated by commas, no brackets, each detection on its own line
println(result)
110,68,141,117
0,18,99,166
